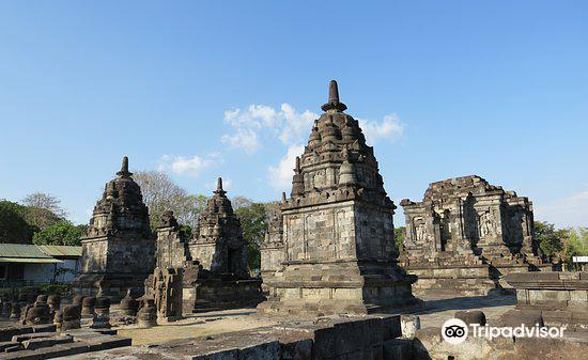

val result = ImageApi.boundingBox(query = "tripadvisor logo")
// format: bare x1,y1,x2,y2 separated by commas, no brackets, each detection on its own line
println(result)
442,318,468,344
441,318,567,344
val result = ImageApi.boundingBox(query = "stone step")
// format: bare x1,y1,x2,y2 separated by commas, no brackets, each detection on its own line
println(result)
22,335,73,350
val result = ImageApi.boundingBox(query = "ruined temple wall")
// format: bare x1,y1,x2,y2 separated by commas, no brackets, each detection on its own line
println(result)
156,227,188,269
354,202,396,262
188,243,215,271
260,245,285,276
80,237,108,274
105,237,155,275
282,201,357,263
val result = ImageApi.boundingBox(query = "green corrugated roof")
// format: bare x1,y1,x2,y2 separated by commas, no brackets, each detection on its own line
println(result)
38,245,82,257
0,244,81,264
0,244,52,258
0,257,61,264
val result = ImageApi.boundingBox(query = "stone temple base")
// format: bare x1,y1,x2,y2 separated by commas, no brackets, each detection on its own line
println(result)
183,278,263,313
407,264,499,297
71,273,150,301
259,262,418,316
502,271,588,331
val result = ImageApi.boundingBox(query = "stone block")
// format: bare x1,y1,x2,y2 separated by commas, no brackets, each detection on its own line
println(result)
455,310,486,326
22,335,73,350
280,338,312,360
312,326,337,359
191,349,239,360
0,327,33,342
0,341,20,351
383,339,413,360
239,340,280,360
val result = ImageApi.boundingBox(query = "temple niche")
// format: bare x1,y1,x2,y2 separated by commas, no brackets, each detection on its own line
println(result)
399,175,549,297
152,178,262,314
72,157,155,299
259,81,417,316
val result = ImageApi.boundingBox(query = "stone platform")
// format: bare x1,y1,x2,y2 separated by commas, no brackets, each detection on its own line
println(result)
60,314,403,360
0,324,130,359
502,271,588,331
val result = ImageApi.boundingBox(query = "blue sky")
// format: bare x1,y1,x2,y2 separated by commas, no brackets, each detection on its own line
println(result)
0,1,587,228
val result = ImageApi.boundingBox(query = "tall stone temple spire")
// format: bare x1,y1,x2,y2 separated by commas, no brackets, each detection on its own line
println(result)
259,81,417,315
72,156,155,299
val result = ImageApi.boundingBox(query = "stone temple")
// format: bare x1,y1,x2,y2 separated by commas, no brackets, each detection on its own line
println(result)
152,178,262,313
259,80,418,315
399,175,549,296
72,157,155,299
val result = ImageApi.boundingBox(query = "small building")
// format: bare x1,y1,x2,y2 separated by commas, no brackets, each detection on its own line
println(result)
0,244,82,286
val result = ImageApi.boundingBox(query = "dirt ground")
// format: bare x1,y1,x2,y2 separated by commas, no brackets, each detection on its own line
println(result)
112,308,279,345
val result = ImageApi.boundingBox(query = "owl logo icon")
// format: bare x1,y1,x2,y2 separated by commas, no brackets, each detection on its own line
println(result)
441,318,468,344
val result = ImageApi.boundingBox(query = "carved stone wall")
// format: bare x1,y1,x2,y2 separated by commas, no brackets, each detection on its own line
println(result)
156,211,190,269
399,175,548,296
259,81,417,315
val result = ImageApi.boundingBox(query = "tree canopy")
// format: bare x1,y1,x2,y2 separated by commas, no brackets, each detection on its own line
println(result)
0,200,37,244
133,171,207,229
32,221,87,246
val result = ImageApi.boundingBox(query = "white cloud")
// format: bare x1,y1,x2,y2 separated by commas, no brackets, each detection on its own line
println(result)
221,103,318,153
357,114,405,145
278,103,317,145
158,154,214,178
268,145,305,191
221,128,260,154
535,190,588,228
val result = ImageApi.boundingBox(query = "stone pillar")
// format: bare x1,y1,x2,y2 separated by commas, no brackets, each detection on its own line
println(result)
153,267,183,323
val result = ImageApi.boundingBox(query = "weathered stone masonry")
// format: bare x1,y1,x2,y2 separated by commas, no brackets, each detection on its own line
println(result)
260,80,417,315
400,175,548,296
72,157,155,299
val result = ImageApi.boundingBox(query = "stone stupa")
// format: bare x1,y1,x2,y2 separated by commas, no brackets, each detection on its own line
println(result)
72,156,155,299
259,80,418,315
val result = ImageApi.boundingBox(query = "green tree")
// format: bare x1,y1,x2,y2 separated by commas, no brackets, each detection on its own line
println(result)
235,201,269,272
535,221,566,260
566,227,588,262
32,221,86,246
394,226,405,251
0,200,36,244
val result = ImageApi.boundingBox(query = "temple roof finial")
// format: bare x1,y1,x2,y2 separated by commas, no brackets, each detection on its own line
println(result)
116,156,133,177
321,80,347,112
214,177,227,195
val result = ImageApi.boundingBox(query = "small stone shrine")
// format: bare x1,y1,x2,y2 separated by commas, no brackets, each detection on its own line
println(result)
152,180,262,313
259,80,417,315
72,156,155,299
399,175,549,296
